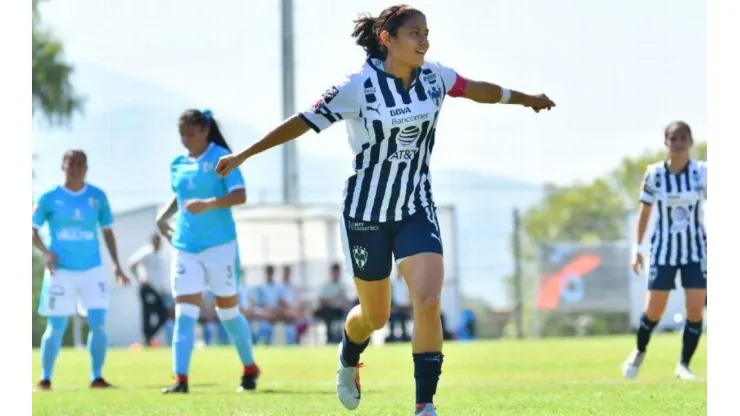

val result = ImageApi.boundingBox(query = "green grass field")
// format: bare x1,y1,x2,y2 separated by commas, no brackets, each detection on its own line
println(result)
31,334,706,416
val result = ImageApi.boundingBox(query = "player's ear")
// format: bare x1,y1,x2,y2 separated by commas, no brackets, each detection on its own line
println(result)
379,30,391,48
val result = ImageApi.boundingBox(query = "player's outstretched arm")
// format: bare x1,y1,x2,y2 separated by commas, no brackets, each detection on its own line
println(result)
460,79,555,112
216,115,310,177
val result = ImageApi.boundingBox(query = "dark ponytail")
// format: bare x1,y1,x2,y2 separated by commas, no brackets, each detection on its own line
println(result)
179,108,232,152
351,5,422,60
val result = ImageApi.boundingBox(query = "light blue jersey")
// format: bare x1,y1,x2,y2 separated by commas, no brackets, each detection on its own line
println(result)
171,143,245,253
32,184,114,271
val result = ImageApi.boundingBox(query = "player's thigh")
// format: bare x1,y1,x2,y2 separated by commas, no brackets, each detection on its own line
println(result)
394,208,444,301
201,240,239,300
77,266,109,312
37,269,78,317
644,265,676,319
681,263,706,321
171,248,206,302
340,214,393,282
353,276,392,327
393,207,443,264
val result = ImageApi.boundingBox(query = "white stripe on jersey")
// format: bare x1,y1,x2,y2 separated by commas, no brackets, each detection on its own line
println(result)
640,159,707,266
299,58,465,223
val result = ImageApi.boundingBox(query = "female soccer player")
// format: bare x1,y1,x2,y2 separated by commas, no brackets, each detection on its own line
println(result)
622,121,707,381
215,5,554,415
157,109,260,394
32,149,130,391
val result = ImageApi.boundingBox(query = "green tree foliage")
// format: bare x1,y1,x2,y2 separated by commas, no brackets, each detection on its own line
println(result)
32,0,83,125
32,0,84,345
522,141,707,243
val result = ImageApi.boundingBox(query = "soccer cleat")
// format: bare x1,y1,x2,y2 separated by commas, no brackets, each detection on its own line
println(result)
161,380,189,394
674,363,697,380
90,378,115,389
622,349,645,380
238,364,261,392
34,380,51,392
415,403,438,415
336,343,363,410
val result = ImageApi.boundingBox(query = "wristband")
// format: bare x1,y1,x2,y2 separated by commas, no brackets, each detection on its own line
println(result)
499,88,511,104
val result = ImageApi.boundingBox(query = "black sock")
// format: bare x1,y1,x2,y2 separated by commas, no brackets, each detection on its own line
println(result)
681,320,703,366
636,314,657,353
413,352,443,405
341,330,369,367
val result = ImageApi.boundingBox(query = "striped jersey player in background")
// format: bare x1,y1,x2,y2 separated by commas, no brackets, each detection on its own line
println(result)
157,109,260,394
32,149,131,391
215,5,554,415
622,121,707,381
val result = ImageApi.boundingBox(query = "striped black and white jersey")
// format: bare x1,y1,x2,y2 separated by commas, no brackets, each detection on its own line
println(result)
299,58,467,223
640,160,707,266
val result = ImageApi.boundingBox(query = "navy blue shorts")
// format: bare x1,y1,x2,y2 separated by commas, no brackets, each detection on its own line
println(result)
340,208,443,281
648,262,707,290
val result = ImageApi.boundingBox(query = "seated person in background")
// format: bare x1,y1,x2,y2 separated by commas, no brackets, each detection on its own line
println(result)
280,265,309,344
253,265,293,344
314,263,350,344
388,271,412,342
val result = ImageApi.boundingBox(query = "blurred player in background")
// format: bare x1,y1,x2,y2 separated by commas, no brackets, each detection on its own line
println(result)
622,121,707,381
156,109,260,394
32,149,131,391
129,233,173,347
215,5,554,414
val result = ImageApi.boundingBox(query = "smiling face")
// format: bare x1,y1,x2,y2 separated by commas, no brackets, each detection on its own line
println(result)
380,11,429,68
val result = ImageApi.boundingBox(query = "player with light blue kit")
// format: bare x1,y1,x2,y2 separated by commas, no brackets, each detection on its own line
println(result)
156,109,260,394
32,149,130,391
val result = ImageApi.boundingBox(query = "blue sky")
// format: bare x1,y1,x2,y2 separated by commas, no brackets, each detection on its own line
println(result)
35,0,706,186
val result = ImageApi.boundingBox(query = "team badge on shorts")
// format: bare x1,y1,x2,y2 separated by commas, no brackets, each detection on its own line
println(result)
352,246,368,270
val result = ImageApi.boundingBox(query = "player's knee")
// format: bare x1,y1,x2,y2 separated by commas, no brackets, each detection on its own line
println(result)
87,309,107,331
364,309,391,330
215,306,240,321
415,294,441,317
45,316,68,337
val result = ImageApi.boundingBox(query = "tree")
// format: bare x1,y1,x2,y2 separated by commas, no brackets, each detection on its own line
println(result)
32,0,83,125
521,141,707,243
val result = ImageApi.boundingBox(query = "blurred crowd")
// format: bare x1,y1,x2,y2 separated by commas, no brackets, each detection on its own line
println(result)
129,233,440,347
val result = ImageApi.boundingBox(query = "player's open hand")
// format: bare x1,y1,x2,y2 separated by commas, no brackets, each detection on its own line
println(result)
215,154,242,178
114,265,131,286
185,199,212,214
525,94,556,113
631,252,644,276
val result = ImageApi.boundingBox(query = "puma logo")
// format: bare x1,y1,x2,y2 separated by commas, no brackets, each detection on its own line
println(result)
365,104,381,115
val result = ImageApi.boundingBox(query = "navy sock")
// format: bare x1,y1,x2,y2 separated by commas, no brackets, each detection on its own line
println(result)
341,330,369,367
413,352,443,405
681,320,703,366
636,314,657,353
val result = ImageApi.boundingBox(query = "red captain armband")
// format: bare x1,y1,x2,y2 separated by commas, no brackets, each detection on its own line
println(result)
447,73,468,97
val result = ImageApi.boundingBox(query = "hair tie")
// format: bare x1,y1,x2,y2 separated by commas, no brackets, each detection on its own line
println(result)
202,109,213,121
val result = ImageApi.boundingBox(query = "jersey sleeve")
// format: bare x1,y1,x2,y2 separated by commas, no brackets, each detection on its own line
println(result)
98,191,114,228
698,161,707,199
221,167,246,193
32,193,51,229
299,75,360,133
428,61,468,98
639,168,657,205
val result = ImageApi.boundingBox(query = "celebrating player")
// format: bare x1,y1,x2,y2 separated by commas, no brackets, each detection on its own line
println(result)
622,121,707,381
32,149,130,391
157,109,260,394
215,5,554,414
